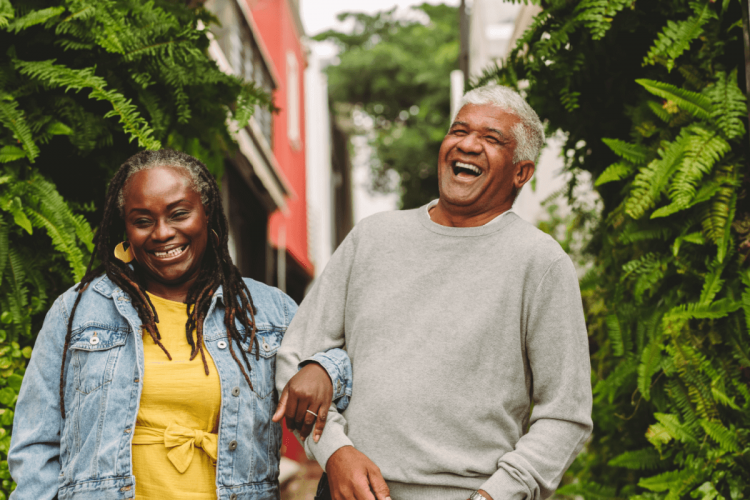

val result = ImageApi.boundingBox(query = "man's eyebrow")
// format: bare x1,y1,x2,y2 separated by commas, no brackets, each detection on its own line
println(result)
487,128,508,139
449,121,469,128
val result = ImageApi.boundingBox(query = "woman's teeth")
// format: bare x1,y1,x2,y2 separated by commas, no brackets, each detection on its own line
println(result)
154,245,187,258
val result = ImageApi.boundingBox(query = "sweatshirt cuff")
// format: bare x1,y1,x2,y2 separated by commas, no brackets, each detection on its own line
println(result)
479,466,531,500
303,407,354,470
300,351,352,412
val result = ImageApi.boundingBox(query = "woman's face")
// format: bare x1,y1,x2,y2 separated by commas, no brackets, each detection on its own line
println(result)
122,166,209,301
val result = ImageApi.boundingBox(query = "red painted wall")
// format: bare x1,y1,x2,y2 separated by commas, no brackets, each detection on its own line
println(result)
249,0,312,275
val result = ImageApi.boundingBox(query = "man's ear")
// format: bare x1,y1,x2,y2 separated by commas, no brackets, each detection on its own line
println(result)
514,160,536,190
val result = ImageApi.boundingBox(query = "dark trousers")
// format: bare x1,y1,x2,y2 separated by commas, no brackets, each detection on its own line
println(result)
315,473,332,500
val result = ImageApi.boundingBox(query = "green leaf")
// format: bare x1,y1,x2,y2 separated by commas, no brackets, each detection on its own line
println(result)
6,374,21,393
7,6,65,33
636,79,712,120
46,121,73,136
0,146,25,163
0,388,15,406
0,93,40,163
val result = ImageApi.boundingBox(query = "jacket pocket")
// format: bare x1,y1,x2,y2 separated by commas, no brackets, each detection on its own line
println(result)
68,327,128,395
240,330,281,399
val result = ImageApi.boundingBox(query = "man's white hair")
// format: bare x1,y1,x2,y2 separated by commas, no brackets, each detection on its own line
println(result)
460,84,545,163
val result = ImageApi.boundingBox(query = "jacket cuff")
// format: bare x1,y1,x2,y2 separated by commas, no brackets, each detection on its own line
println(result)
479,466,531,500
300,352,351,411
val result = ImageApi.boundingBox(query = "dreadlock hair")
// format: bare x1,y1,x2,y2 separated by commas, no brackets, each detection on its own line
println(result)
59,149,260,418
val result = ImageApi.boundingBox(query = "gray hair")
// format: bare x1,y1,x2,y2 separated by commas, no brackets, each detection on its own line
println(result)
117,149,211,217
460,84,545,163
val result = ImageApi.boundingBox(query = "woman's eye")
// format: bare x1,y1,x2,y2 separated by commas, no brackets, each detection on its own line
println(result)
133,218,151,226
172,211,190,219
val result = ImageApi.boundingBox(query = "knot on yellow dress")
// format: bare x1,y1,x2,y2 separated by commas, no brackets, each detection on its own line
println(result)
133,424,218,474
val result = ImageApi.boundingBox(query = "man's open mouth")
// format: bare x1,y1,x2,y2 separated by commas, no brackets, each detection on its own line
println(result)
152,245,188,259
452,161,481,177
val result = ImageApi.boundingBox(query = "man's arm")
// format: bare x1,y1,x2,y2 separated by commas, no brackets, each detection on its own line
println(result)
275,229,357,467
479,256,593,500
275,227,391,500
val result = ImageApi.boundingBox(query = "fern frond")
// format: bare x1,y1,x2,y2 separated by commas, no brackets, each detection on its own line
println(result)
608,447,664,470
606,314,625,356
653,413,699,445
705,69,746,140
0,93,39,162
0,216,7,287
638,334,664,400
638,467,702,494
556,480,618,499
7,6,65,33
0,0,13,28
14,59,160,150
699,419,739,452
653,126,731,218
0,145,25,163
594,355,638,403
602,137,648,163
636,79,712,120
595,162,634,186
625,130,691,219
642,1,714,71
647,100,673,123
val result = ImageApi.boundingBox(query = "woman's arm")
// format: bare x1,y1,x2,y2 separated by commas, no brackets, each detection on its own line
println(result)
9,296,68,500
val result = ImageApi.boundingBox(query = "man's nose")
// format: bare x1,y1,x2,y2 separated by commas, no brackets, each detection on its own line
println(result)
457,132,482,154
152,219,176,241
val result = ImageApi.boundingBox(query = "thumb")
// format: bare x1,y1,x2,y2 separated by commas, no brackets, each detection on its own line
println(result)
368,468,391,500
272,386,289,422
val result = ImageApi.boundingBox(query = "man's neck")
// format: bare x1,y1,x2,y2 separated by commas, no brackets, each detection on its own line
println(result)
429,199,513,227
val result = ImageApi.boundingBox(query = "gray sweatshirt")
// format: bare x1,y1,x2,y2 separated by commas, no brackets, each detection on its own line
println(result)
276,205,593,500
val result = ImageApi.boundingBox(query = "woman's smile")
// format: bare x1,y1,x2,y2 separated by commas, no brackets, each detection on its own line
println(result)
151,244,189,260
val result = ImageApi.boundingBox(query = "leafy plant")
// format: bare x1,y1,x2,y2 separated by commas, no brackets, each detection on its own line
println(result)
315,4,459,208
482,0,749,498
0,0,265,496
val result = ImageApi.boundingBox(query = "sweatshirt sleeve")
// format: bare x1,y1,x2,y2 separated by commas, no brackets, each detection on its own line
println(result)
479,255,593,500
276,227,359,470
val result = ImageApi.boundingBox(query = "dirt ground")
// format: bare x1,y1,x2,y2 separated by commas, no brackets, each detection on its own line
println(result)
280,459,324,500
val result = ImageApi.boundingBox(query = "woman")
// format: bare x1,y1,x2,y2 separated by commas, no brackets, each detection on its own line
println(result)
9,150,351,500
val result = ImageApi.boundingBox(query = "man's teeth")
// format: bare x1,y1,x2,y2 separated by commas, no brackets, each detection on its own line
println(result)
454,162,481,175
154,246,186,258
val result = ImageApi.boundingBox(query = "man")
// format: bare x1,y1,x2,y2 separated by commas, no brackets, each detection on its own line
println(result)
275,84,593,500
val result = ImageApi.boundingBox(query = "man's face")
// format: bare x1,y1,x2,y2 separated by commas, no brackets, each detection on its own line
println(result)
437,104,532,215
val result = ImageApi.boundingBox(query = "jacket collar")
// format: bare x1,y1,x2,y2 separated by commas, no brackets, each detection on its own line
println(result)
91,273,225,305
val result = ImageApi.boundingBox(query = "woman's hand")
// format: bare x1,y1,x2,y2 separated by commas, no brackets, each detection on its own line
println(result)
272,362,333,443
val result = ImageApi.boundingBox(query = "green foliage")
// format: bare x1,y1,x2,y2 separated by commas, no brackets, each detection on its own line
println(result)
0,0,267,495
484,0,750,498
314,4,459,208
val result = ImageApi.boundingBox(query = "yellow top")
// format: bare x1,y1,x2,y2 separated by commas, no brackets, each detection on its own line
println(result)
132,292,221,499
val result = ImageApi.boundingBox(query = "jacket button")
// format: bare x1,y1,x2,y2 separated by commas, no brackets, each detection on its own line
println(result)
228,440,238,451
263,342,270,351
230,494,237,500
124,428,131,434
232,386,240,397
217,340,227,349
89,336,99,345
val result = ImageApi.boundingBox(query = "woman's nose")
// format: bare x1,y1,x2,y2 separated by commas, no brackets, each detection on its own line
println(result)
152,219,176,241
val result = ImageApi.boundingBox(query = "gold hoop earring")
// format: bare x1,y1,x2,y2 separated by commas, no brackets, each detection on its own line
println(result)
114,241,134,263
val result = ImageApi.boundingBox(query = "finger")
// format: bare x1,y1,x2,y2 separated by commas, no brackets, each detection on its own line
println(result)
352,477,376,500
313,404,328,443
294,396,311,430
368,468,391,500
298,408,317,439
272,386,289,422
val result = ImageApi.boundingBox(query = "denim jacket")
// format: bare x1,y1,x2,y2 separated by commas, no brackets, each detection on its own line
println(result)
9,274,352,500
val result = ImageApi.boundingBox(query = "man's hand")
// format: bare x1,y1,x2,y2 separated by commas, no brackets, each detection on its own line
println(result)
272,362,332,443
327,446,391,500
